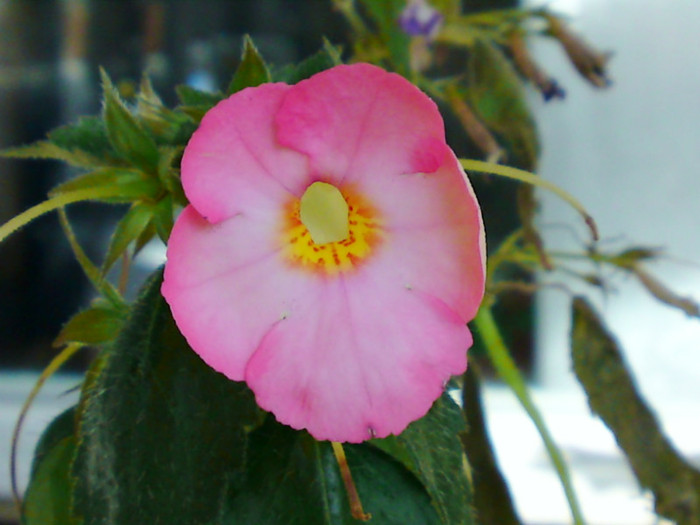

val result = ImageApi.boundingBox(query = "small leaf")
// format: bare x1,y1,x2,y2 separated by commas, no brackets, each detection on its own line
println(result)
175,84,222,107
227,35,271,94
101,203,154,275
23,407,81,525
49,116,120,164
54,304,126,347
49,168,161,203
100,69,160,174
72,271,265,525
136,78,198,146
151,194,175,242
273,39,342,84
372,393,475,525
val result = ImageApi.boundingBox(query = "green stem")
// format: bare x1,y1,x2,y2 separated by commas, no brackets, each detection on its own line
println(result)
474,306,585,525
11,343,84,511
460,158,599,241
58,208,125,309
0,186,128,245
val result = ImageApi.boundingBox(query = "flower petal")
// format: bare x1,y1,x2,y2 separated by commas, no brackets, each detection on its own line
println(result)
353,150,486,320
182,83,310,223
244,270,471,443
162,205,310,380
275,63,447,184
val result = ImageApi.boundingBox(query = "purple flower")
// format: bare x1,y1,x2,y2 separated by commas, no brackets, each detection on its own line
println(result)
399,0,443,39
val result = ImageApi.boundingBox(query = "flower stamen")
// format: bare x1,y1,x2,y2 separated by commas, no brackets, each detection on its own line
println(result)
281,184,383,275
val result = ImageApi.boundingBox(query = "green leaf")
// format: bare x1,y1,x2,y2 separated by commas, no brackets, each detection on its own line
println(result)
227,35,271,94
466,39,540,170
72,270,265,525
101,203,154,275
175,84,223,107
54,304,126,347
49,116,121,165
136,77,198,146
273,39,342,84
49,168,161,203
23,407,82,525
1,141,104,169
220,417,441,525
572,298,700,523
151,194,175,242
372,393,475,525
100,69,160,174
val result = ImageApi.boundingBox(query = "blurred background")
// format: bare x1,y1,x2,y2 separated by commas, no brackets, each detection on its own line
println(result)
0,1,699,524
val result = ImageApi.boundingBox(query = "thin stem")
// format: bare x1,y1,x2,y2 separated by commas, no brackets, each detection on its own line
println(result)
58,208,125,308
473,306,585,525
11,343,84,512
331,0,367,35
0,186,129,245
459,158,599,241
331,441,371,521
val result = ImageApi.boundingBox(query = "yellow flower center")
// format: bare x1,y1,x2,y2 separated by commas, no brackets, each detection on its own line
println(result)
281,182,383,275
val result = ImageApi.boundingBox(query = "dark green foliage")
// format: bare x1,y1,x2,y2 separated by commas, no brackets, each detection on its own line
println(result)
372,393,475,525
220,418,441,525
23,407,81,525
72,271,265,525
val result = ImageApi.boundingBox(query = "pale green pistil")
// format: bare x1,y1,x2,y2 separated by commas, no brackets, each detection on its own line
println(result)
299,182,349,245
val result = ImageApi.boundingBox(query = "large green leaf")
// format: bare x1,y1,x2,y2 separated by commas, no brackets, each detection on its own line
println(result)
572,298,700,523
220,418,440,525
466,39,539,170
23,407,81,525
372,393,475,525
72,271,265,525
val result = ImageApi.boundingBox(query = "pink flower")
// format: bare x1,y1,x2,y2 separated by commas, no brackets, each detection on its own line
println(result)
162,64,485,443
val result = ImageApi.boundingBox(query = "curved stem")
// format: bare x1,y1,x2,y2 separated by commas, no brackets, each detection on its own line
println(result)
473,306,585,525
11,343,84,512
331,441,371,521
460,158,599,242
0,186,126,245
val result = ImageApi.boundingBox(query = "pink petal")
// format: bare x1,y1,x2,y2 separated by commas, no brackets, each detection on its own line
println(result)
162,205,311,380
275,63,447,185
352,150,486,320
182,83,310,224
244,269,471,443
